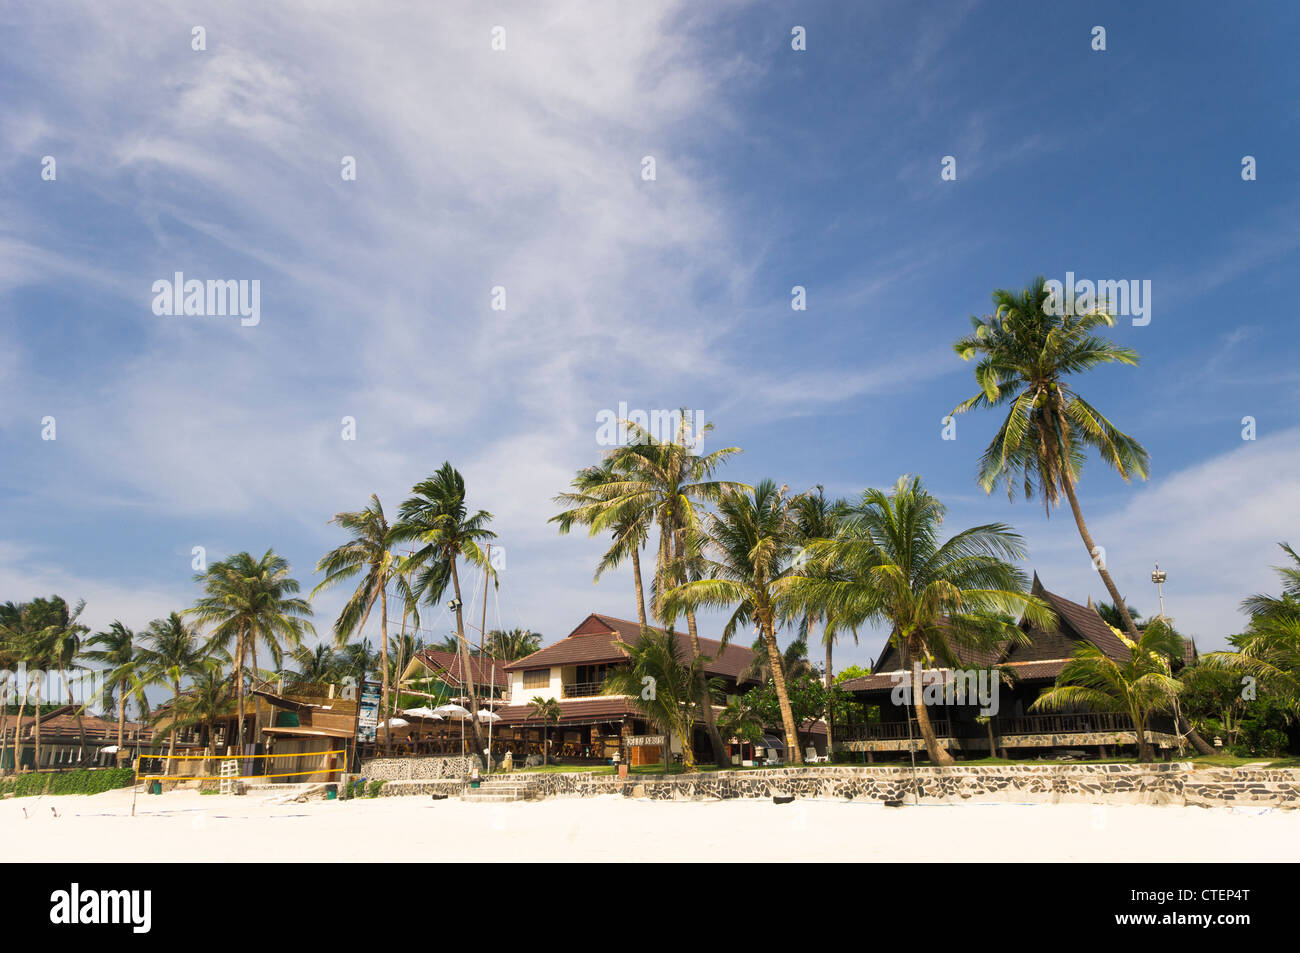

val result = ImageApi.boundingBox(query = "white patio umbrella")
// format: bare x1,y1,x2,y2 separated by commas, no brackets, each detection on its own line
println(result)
433,704,471,719
102,745,120,754
378,717,410,731
476,709,502,723
402,707,445,721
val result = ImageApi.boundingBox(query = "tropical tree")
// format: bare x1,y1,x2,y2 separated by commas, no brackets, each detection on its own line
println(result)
313,494,413,756
716,694,764,763
395,462,497,763
662,479,807,763
601,415,747,768
1096,600,1143,632
1032,619,1186,761
138,612,205,765
951,277,1149,638
602,626,717,772
83,621,144,753
287,643,340,684
792,487,855,702
526,696,561,766
551,458,654,627
45,601,91,763
787,475,1052,765
0,597,78,771
486,629,543,661
164,661,234,750
1203,543,1300,712
188,550,315,753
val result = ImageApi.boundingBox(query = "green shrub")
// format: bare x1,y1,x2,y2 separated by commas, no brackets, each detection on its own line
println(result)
0,768,135,798
366,779,385,798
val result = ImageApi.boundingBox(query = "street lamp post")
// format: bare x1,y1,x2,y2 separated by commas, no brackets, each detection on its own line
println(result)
1151,563,1167,619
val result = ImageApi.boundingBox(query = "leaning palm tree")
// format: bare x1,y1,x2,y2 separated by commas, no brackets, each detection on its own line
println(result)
602,627,717,772
526,696,561,766
137,612,205,766
787,475,1052,765
0,597,72,771
84,621,143,753
188,550,315,753
951,277,1149,639
1032,619,1186,762
46,601,90,764
395,462,497,763
552,458,655,627
662,480,807,763
601,415,748,768
313,495,412,755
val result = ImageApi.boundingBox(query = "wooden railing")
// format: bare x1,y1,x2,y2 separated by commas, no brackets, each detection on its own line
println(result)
998,712,1133,735
838,720,954,741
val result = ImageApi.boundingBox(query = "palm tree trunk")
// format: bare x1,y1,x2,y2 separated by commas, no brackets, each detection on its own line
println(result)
672,531,728,768
1177,710,1214,756
168,678,180,769
63,672,88,766
906,634,954,766
379,582,391,758
762,617,802,764
12,680,29,772
823,622,835,756
117,678,126,752
33,680,41,771
234,625,246,755
450,559,487,762
631,545,648,628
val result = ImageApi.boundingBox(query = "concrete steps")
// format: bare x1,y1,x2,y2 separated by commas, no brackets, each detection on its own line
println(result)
460,780,540,803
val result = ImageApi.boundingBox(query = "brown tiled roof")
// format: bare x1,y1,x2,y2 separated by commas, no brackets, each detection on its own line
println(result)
503,614,757,682
495,696,640,726
844,577,1136,696
412,648,509,688
839,669,966,694
1,707,154,743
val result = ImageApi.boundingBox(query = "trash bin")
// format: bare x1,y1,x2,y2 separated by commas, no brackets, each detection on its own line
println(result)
149,781,162,795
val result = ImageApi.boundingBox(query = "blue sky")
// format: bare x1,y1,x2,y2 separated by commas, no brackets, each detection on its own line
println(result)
1,0,1298,673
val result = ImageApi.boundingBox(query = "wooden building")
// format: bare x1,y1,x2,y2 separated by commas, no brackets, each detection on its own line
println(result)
837,575,1185,761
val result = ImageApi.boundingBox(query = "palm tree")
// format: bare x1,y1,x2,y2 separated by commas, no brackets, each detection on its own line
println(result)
486,629,543,661
787,476,1052,765
395,462,497,763
46,601,90,764
740,634,816,684
313,495,412,755
791,486,854,752
1032,620,1186,761
951,277,1149,640
662,480,807,763
287,643,339,684
716,694,764,764
527,696,561,766
165,662,234,750
1203,543,1300,710
188,550,315,753
1096,600,1143,632
0,597,70,771
552,459,654,627
602,627,717,772
137,612,205,766
83,621,143,753
602,415,747,768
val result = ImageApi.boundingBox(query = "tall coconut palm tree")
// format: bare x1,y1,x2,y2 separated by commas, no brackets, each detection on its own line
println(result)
786,476,1052,765
602,627,717,772
313,495,413,755
84,621,143,753
602,415,747,769
166,661,234,750
395,462,497,763
287,643,340,684
526,696,561,766
137,612,205,766
1032,619,1186,761
46,601,90,764
662,480,807,763
188,550,315,753
552,459,654,627
0,597,71,771
951,277,1149,638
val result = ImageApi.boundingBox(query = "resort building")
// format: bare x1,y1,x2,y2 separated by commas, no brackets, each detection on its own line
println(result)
0,706,154,771
837,575,1186,761
382,613,822,767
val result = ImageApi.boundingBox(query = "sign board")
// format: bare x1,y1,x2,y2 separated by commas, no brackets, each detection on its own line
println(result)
357,681,381,743
625,735,666,747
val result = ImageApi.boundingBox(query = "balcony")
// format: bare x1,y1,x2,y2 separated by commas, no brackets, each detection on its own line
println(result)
838,720,955,742
561,680,607,699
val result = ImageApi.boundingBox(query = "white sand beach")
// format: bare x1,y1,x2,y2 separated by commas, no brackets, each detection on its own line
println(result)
5,789,1299,862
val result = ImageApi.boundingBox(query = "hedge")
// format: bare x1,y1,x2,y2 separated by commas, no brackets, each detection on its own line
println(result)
0,768,135,798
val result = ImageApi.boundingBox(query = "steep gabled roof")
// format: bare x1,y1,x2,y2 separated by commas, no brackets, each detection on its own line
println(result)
503,613,757,682
410,648,509,689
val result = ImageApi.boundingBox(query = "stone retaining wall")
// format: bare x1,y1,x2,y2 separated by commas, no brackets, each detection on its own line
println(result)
378,763,1300,807
359,756,477,781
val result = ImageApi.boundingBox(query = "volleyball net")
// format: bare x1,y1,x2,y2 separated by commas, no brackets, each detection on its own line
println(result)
136,748,348,783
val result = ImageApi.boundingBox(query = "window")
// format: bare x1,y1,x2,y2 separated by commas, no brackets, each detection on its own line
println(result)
523,669,549,690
